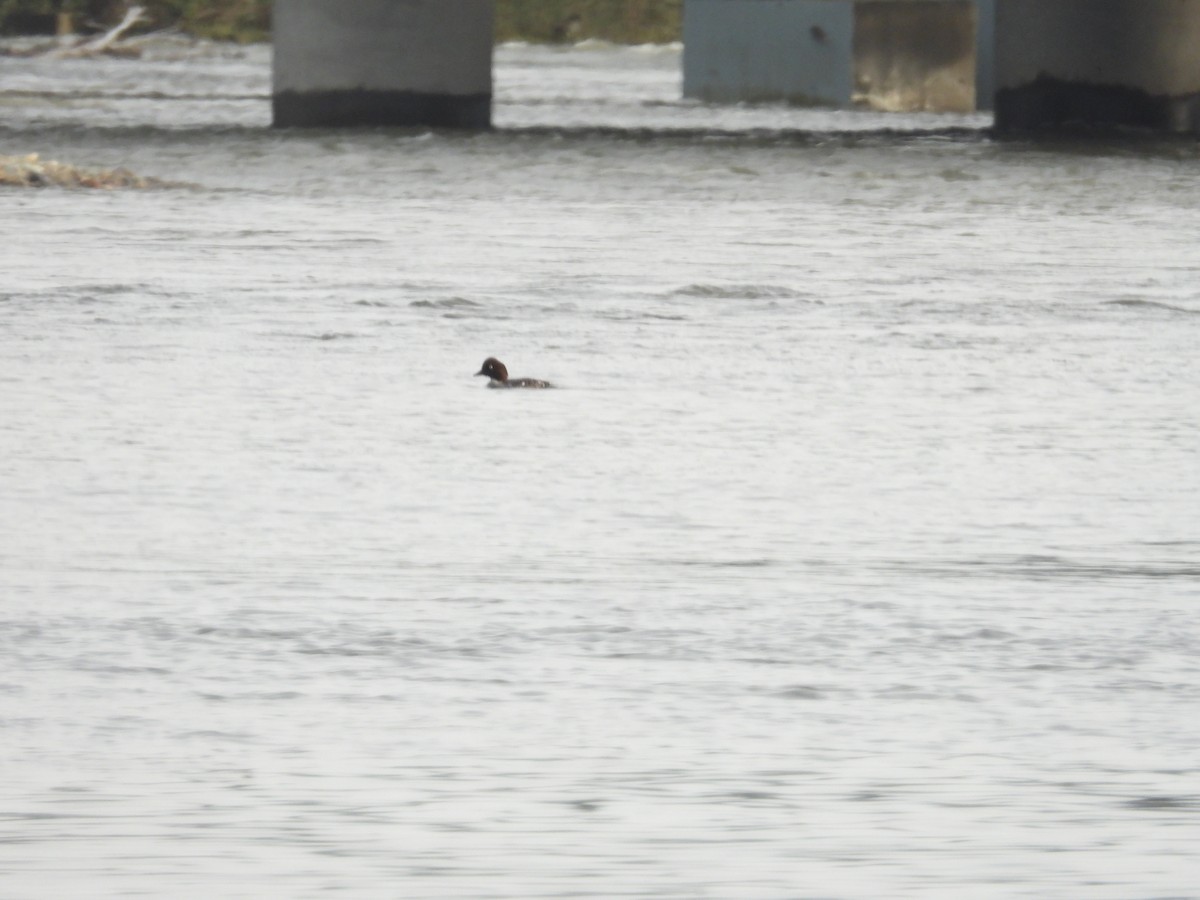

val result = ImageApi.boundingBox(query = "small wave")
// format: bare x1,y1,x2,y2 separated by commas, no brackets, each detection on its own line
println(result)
777,685,825,700
78,664,171,675
195,626,307,641
197,691,303,702
37,283,173,305
570,39,627,52
174,730,254,742
550,39,683,54
669,284,813,301
497,39,682,53
871,554,1200,582
63,283,149,298
1123,795,1199,811
939,167,981,182
410,297,482,309
662,557,774,569
626,41,684,53
1103,299,1199,315
599,310,688,322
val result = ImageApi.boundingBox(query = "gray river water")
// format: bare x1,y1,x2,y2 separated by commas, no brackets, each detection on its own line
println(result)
2,39,1199,898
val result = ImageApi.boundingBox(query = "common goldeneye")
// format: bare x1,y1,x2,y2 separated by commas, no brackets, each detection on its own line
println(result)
474,357,553,389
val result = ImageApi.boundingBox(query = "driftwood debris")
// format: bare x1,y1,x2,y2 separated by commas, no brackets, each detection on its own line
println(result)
0,153,170,189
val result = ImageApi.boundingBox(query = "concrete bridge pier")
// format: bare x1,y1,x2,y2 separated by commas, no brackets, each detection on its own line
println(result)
272,0,495,128
994,0,1200,134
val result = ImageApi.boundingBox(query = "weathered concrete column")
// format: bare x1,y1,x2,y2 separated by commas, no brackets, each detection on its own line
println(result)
273,0,495,129
994,0,1200,133
683,0,856,106
974,0,995,111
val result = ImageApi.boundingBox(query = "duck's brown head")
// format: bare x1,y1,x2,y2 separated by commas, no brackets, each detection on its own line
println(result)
475,357,508,382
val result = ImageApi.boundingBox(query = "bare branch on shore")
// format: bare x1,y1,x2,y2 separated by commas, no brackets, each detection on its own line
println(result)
50,5,148,58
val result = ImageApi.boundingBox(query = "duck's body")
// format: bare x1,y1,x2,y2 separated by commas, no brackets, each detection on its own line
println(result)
475,357,553,389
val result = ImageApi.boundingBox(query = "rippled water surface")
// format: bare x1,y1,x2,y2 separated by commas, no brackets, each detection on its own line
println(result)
3,40,1199,898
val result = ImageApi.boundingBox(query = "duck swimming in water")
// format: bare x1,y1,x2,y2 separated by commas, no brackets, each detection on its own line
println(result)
475,357,553,389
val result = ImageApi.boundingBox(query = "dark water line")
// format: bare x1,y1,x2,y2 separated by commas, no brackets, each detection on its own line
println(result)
7,120,1200,158
0,89,267,101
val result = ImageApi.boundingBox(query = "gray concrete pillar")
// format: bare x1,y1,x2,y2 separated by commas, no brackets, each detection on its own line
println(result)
974,0,995,111
994,0,1200,133
683,0,856,106
272,0,495,129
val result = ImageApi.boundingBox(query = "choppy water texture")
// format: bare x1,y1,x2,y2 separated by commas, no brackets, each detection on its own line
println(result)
2,39,1199,899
